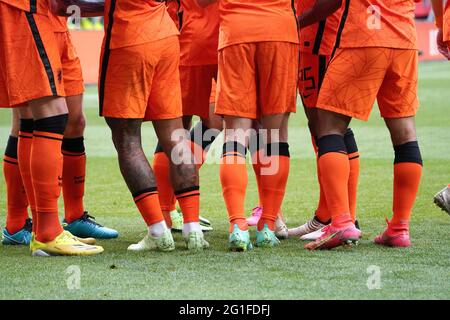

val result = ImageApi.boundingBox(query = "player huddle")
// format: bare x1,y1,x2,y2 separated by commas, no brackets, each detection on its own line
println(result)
0,0,449,257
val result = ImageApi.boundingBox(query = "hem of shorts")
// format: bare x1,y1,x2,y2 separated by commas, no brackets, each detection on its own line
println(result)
215,110,257,120
216,109,294,119
316,104,369,121
183,111,210,120
218,39,300,51
0,92,61,108
380,110,418,119
63,86,85,97
101,113,182,121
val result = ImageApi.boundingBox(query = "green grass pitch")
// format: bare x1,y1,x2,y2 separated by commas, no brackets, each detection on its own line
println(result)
0,62,449,300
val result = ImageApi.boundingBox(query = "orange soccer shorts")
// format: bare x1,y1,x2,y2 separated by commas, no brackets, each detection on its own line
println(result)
215,42,298,119
317,47,419,121
99,36,182,121
0,2,65,108
54,31,84,97
180,64,218,119
298,52,330,108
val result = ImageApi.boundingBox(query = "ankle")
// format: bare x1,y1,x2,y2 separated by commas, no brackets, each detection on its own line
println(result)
148,220,168,237
257,219,275,231
229,218,248,232
331,214,353,229
183,222,201,238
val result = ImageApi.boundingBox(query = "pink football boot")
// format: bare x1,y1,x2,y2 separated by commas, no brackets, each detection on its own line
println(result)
374,219,411,248
305,223,361,250
246,206,262,226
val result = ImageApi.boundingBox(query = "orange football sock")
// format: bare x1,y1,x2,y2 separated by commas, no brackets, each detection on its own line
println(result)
18,120,36,232
4,136,29,234
62,137,86,223
220,142,248,232
175,186,200,223
315,159,331,223
348,153,360,223
32,115,67,243
391,141,423,229
345,129,360,223
258,143,290,231
310,135,331,223
317,135,352,228
134,188,164,226
249,131,264,205
153,147,176,225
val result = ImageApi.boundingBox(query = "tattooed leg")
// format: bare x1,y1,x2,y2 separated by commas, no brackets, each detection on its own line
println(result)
152,118,199,191
105,118,157,194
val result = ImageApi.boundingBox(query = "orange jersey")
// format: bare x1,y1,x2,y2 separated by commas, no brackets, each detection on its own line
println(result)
337,0,417,49
0,0,48,14
218,0,299,50
179,0,219,66
104,0,179,49
48,13,68,32
297,0,342,55
444,0,450,43
166,0,181,29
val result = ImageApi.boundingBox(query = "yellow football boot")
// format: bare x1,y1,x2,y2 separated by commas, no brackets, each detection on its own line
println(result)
30,231,104,256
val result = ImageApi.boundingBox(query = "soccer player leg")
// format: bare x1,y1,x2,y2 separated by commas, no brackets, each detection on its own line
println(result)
374,49,421,247
185,66,222,167
148,36,207,251
106,119,174,252
55,30,117,239
2,109,31,245
0,9,103,256
29,97,103,257
289,53,331,239
255,41,298,247
216,43,259,251
153,119,208,251
304,110,360,250
247,123,264,227
305,47,389,250
220,118,253,251
344,128,360,226
152,142,178,229
17,108,36,234
101,41,174,253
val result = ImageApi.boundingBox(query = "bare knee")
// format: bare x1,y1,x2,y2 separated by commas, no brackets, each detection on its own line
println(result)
384,117,417,146
64,112,86,137
316,109,351,138
106,118,142,151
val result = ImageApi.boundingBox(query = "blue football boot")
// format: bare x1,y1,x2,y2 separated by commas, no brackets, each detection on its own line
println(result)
63,212,118,239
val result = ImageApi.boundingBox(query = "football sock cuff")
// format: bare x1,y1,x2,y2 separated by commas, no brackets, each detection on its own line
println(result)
394,141,422,166
19,118,34,133
266,142,290,157
222,141,247,158
4,135,18,159
62,137,85,153
317,134,347,157
344,128,358,155
34,114,68,135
